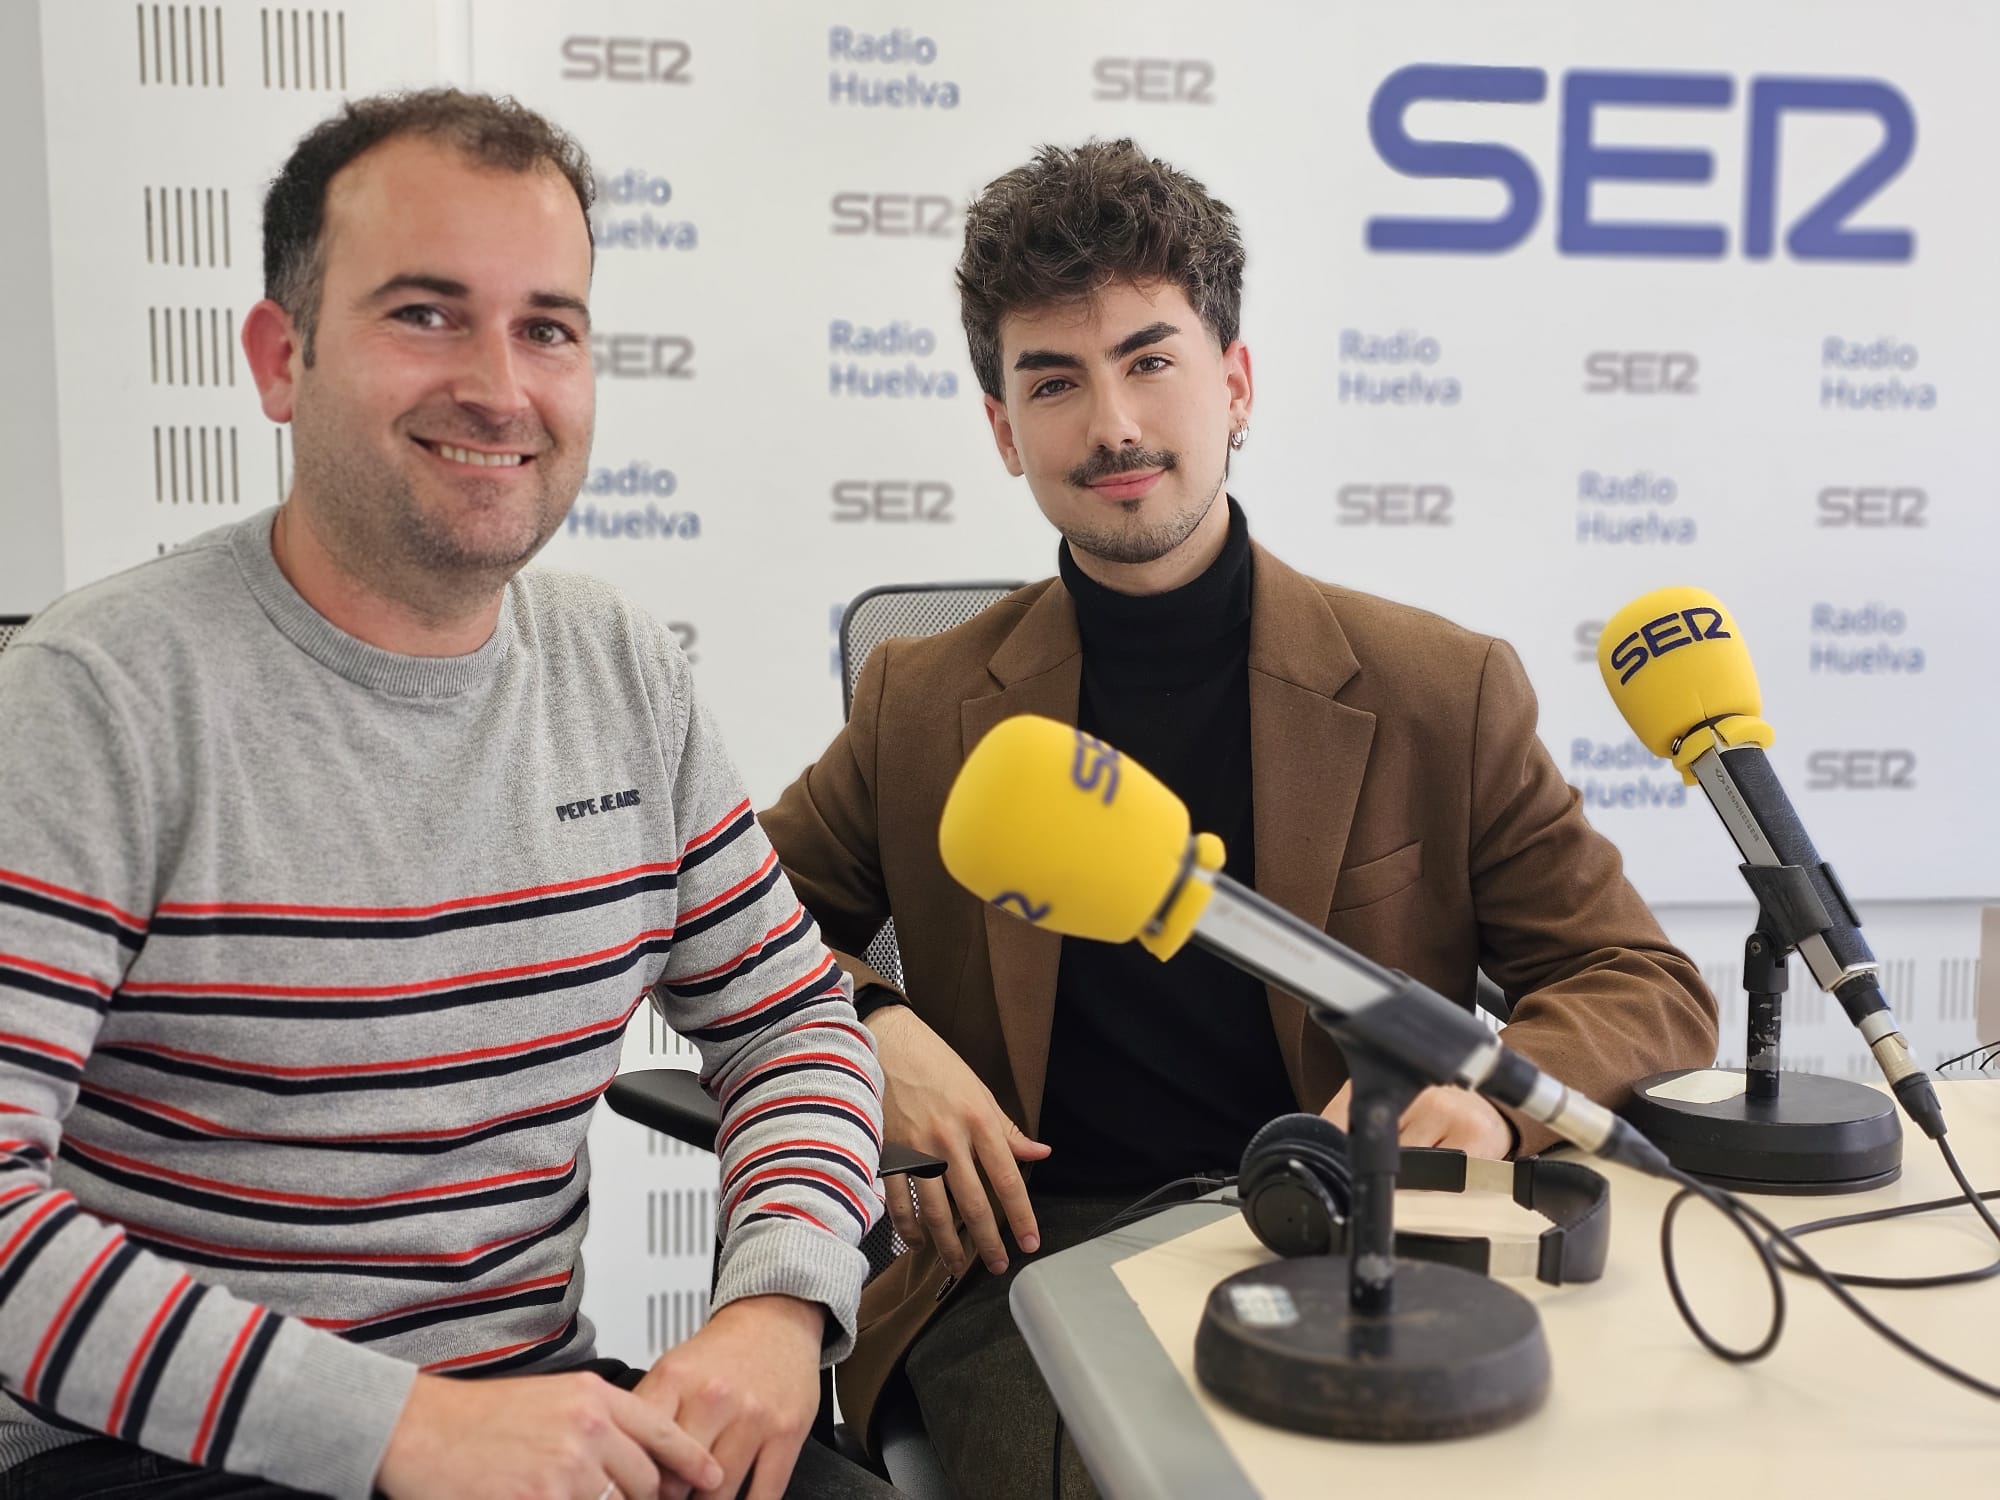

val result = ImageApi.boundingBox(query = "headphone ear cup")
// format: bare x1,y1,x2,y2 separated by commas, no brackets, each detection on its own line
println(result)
1238,1113,1356,1258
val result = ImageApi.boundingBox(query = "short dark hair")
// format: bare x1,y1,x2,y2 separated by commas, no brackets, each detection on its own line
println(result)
262,88,594,364
956,139,1245,401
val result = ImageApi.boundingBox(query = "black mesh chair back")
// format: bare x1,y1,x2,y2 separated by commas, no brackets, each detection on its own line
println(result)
837,583,1022,994
0,617,28,655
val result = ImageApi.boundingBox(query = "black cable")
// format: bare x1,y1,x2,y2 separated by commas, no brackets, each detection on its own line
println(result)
1767,1135,2000,1289
1658,1149,2000,1401
1082,1173,1234,1241
1933,1038,2000,1072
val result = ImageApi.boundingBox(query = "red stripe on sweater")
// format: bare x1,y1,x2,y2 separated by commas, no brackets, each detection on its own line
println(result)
66,1137,578,1208
124,1206,565,1267
795,1019,874,1049
190,1308,264,1465
702,953,838,1031
107,1273,193,1434
23,1230,126,1399
716,1093,875,1155
0,1194,73,1273
82,1076,615,1145
681,800,752,855
722,1164,870,1224
0,1183,44,1216
154,861,679,920
421,1316,572,1373
120,926,675,1002
0,952,116,999
302,1271,572,1332
721,1137,876,1191
0,868,147,931
675,850,780,925
723,1050,880,1105
666,906,808,986
112,1006,633,1080
753,1203,834,1235
0,1032,87,1067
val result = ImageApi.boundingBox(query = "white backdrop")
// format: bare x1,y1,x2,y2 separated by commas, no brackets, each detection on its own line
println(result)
18,0,1999,1369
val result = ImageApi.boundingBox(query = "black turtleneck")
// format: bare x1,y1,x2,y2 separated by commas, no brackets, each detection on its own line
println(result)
1033,498,1295,1193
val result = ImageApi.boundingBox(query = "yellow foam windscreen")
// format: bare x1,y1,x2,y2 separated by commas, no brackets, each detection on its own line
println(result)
1597,587,1776,778
939,714,1203,946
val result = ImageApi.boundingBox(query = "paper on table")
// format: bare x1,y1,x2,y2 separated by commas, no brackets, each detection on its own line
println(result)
1643,1069,1750,1105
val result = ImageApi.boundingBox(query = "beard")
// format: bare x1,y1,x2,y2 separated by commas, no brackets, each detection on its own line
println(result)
1057,444,1226,566
288,394,584,612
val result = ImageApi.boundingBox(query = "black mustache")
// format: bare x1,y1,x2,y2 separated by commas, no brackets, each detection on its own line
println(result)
1068,448,1178,487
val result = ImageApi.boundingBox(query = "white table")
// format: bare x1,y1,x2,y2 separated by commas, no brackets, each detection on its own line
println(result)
1012,1080,2000,1498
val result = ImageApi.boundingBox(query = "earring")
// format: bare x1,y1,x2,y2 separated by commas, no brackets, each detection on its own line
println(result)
1229,426,1248,451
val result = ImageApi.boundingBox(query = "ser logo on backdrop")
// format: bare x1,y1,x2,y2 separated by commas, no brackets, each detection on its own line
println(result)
561,37,691,84
1335,484,1454,526
1805,750,1917,791
593,335,695,380
1816,486,1927,527
831,481,954,523
1365,65,1915,261
830,193,957,237
1583,353,1697,394
1091,59,1215,104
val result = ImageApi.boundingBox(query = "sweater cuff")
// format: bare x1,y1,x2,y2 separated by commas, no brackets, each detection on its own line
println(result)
712,1217,870,1364
225,1322,419,1500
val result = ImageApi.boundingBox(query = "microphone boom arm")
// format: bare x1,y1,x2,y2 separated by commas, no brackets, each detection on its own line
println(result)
1177,869,1671,1176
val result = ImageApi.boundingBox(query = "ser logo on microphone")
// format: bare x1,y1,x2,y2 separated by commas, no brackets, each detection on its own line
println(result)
1606,606,1731,685
1070,731,1121,805
991,891,1052,923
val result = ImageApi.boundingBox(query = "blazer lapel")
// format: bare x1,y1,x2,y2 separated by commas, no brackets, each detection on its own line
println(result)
1245,544,1376,1105
960,582,1083,1135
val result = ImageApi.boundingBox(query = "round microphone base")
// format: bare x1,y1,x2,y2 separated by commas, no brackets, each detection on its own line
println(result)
1622,1068,1902,1195
1194,1257,1549,1442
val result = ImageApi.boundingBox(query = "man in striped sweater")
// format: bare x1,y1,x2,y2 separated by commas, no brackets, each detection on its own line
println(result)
0,92,890,1499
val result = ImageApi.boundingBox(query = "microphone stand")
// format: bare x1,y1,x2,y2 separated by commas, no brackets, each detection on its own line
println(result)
1194,1037,1550,1441
1624,861,1902,1193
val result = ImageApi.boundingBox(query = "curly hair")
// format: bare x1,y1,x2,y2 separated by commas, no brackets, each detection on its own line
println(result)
956,139,1245,401
262,88,594,365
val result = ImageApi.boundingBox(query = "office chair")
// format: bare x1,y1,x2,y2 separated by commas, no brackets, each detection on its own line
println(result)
0,617,29,655
605,581,1022,1497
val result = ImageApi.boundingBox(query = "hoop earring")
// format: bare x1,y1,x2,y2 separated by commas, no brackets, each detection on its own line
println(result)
1229,426,1248,451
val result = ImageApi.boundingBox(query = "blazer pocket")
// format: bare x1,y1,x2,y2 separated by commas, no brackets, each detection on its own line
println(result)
1328,839,1424,912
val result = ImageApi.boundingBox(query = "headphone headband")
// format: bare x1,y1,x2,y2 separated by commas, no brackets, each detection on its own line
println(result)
1238,1114,1611,1286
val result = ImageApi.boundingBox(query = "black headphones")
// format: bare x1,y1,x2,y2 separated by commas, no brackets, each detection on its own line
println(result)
1236,1113,1612,1285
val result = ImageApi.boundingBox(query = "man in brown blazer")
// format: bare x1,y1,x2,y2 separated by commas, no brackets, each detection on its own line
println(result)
762,140,1717,1497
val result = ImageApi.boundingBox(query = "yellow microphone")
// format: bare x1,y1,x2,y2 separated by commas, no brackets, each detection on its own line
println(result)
1596,586,1773,782
938,713,1671,1175
937,714,1223,959
1595,587,1945,1144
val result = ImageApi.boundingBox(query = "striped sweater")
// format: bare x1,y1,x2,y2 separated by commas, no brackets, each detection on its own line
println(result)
0,512,885,1498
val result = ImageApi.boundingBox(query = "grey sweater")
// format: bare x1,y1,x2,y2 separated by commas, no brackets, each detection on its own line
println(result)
0,512,885,1497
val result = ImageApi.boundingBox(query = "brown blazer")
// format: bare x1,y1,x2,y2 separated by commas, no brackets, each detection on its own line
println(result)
760,541,1716,1444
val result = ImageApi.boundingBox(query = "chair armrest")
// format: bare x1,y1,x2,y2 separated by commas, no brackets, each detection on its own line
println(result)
604,1069,946,1179
605,1068,718,1152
